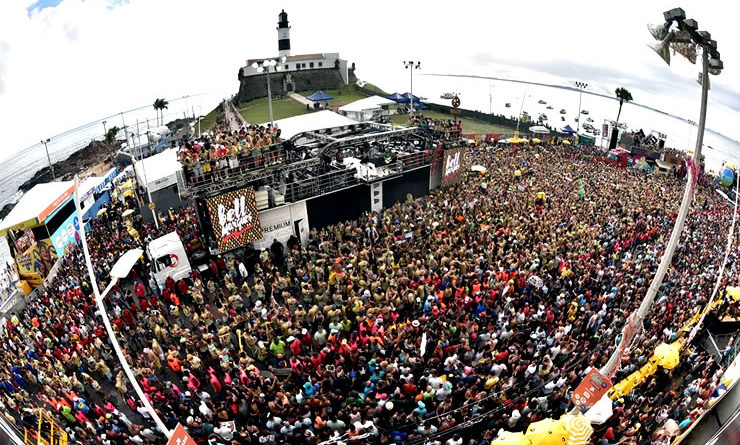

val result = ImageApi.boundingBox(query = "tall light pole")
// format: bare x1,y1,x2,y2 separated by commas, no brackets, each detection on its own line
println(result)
252,56,286,125
403,60,421,114
573,81,588,134
40,139,55,181
601,7,723,377
73,177,171,438
102,120,107,137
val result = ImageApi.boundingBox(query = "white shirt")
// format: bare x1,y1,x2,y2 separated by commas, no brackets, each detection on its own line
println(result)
239,263,248,278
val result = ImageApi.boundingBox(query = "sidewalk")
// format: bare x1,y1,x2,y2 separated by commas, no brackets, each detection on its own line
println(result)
287,92,311,106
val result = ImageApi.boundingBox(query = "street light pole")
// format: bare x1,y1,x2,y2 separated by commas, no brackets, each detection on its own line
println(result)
574,81,588,134
600,8,722,377
253,57,285,126
73,177,171,438
41,139,55,181
102,120,107,137
403,61,421,114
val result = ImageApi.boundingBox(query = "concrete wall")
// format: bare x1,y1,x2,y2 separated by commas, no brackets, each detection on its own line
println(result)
237,67,357,104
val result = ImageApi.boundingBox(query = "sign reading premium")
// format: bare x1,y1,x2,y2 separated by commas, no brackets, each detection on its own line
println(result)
205,187,263,251
441,147,466,185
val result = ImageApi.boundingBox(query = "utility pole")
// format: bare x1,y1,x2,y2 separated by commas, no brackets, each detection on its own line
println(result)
41,139,55,181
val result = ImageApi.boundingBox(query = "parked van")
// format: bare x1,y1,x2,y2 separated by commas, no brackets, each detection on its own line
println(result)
148,232,192,288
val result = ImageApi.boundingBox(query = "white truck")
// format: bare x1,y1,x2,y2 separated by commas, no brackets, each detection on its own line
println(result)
148,232,193,288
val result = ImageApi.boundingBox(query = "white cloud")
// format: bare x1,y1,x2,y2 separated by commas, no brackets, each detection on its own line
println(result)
0,0,738,161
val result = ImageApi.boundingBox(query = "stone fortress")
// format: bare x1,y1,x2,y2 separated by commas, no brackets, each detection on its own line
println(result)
236,10,357,104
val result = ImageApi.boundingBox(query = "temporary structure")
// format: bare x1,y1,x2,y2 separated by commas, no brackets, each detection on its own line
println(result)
267,110,358,140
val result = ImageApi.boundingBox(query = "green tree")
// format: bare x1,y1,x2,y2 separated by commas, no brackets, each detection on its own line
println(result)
105,126,120,145
153,98,169,126
614,87,633,124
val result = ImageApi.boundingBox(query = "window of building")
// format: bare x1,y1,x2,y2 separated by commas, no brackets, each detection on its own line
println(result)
318,61,323,67
302,63,306,68
309,62,314,68
285,64,289,70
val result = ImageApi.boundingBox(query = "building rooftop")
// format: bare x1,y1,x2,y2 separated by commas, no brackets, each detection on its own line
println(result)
246,53,329,65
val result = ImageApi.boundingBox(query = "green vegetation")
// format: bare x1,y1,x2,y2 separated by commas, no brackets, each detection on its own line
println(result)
238,96,310,124
391,109,516,135
297,83,387,107
197,105,221,132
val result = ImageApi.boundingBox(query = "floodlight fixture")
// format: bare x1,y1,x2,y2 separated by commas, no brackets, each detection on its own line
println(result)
648,30,675,65
681,18,698,31
663,7,686,23
648,23,669,40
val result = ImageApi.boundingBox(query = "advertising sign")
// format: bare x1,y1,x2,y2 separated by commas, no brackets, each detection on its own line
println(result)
167,423,196,445
15,238,58,280
51,212,81,255
15,229,36,253
441,147,466,185
572,368,612,408
205,187,263,251
603,123,610,139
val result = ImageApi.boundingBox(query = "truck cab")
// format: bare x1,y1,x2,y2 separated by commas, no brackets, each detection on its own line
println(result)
148,232,192,288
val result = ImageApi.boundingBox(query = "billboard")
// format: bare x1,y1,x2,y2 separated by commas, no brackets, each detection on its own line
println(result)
51,212,80,255
205,187,263,251
441,146,466,186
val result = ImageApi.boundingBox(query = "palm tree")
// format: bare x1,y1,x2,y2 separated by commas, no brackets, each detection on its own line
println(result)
105,126,120,145
105,126,120,164
614,87,633,124
152,98,169,126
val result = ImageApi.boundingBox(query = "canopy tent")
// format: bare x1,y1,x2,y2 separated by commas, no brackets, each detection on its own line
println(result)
385,92,409,104
401,92,423,103
561,125,577,134
306,90,334,102
267,110,358,140
529,125,551,134
133,149,182,193
338,95,395,113
0,181,75,236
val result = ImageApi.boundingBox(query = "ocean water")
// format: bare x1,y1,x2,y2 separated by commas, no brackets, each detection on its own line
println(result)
0,92,222,270
408,75,740,172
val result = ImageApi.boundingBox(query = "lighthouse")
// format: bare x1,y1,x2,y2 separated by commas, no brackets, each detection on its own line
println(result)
277,9,291,57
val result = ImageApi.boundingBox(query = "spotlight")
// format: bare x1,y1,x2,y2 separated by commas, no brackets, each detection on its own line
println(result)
663,7,686,23
648,30,675,65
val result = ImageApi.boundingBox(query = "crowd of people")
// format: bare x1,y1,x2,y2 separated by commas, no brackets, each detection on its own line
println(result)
409,115,462,136
179,123,282,183
0,260,18,303
0,141,737,445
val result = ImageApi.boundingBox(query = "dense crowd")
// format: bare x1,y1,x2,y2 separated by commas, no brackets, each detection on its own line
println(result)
409,115,462,135
0,261,18,302
179,123,282,183
0,144,737,445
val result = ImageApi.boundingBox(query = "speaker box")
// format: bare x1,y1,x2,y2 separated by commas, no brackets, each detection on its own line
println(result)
659,139,665,148
609,129,619,150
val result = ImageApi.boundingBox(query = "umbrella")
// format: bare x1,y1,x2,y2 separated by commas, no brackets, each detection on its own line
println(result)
525,418,568,445
726,286,740,301
653,342,680,369
532,138,541,144
307,91,334,102
520,139,529,144
122,189,135,198
527,275,544,288
584,394,614,424
529,125,551,134
492,431,533,445
508,137,525,144
471,165,487,173
96,208,108,217
122,209,135,217
559,413,593,445
562,140,571,145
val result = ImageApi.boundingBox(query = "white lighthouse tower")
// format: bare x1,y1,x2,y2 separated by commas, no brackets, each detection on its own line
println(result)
277,9,291,57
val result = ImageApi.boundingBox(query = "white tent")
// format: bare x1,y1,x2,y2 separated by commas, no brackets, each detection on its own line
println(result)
0,181,75,236
529,125,551,134
134,149,181,193
267,110,357,140
338,95,395,113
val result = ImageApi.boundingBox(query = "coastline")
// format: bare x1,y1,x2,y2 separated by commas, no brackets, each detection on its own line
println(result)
0,140,116,220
